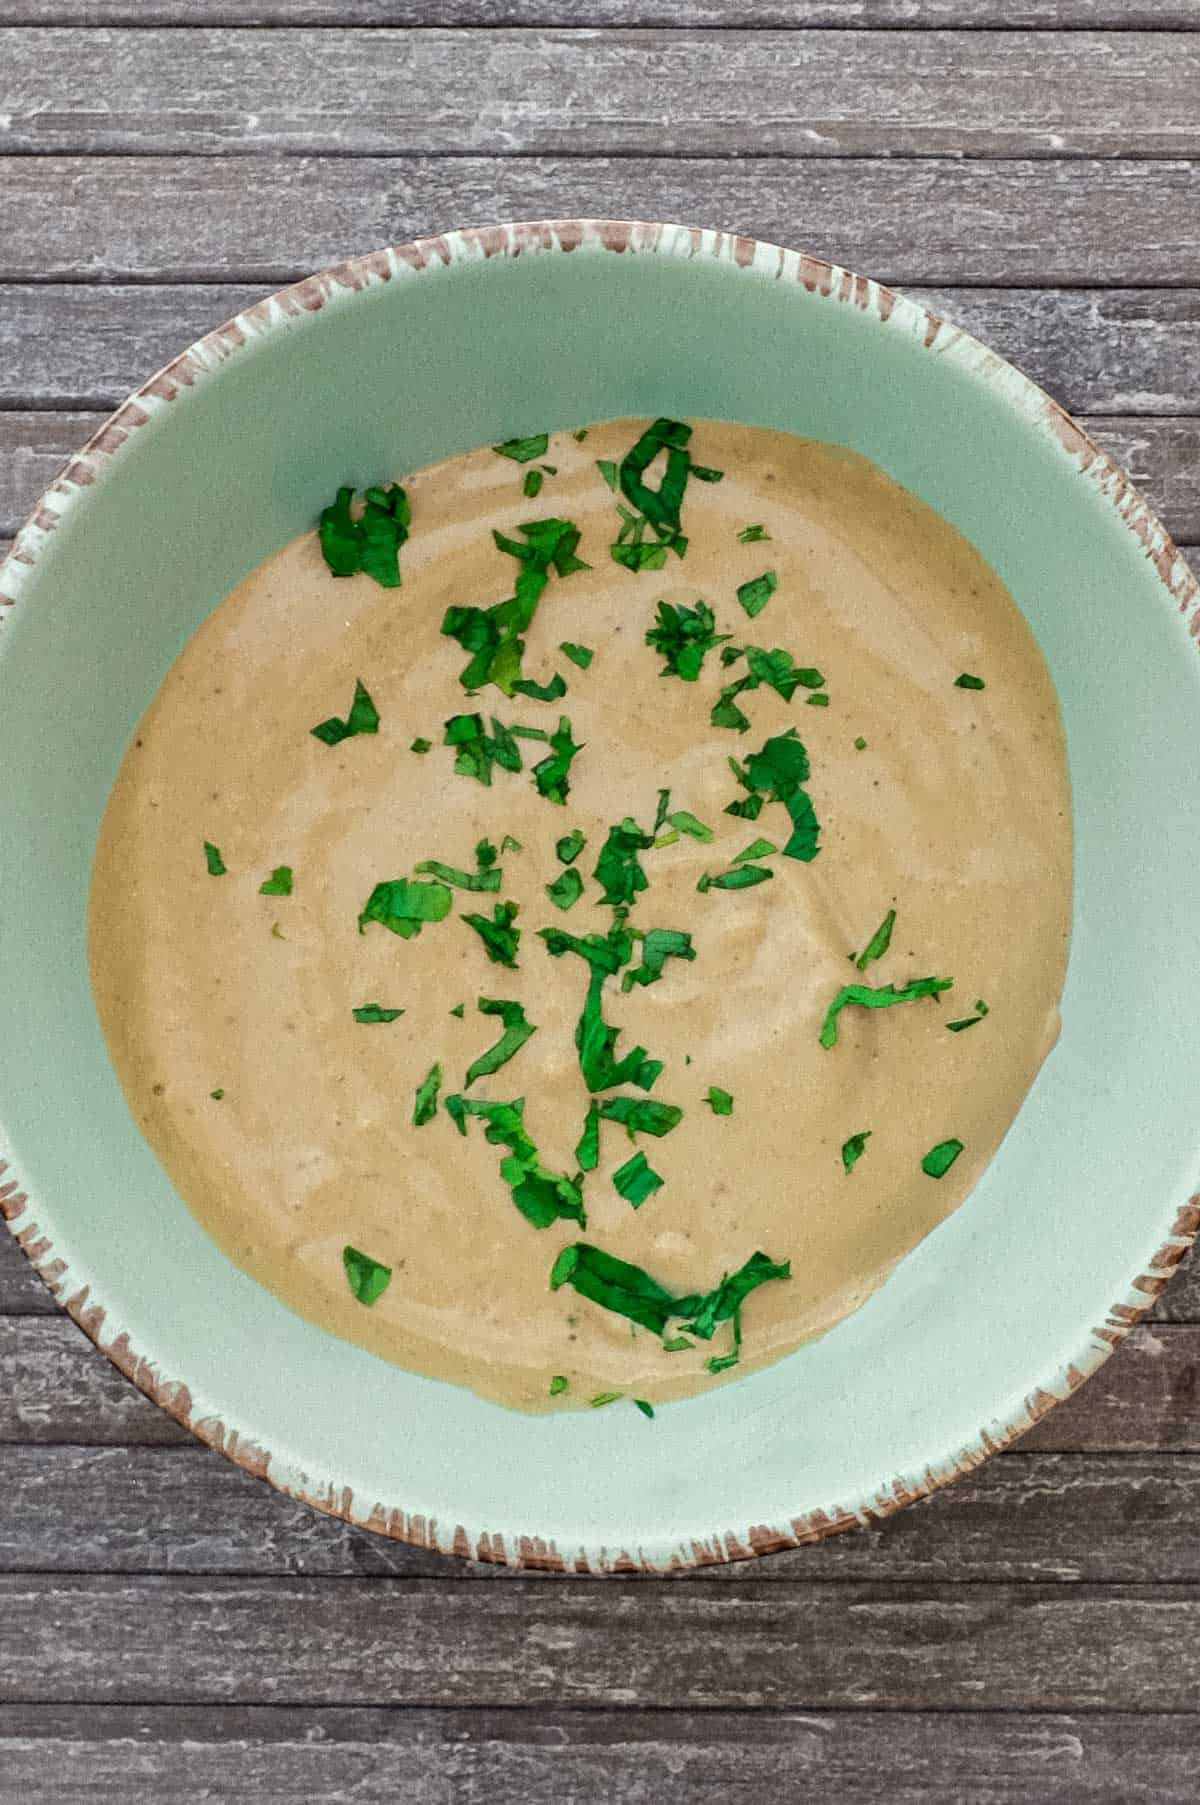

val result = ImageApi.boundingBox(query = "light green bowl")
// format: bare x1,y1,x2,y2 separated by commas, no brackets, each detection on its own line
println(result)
3,221,1198,1570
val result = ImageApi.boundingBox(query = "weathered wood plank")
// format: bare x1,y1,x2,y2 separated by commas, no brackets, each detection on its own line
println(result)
4,409,1198,544
2,1444,1200,1583
3,283,1199,415
4,1316,1200,1450
2,2,1195,25
3,29,1196,159
3,1573,1198,1706
1,1705,1197,1805
0,1227,55,1312
0,157,1196,285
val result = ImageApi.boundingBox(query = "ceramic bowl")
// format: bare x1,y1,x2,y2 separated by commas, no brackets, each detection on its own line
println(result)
3,221,1198,1572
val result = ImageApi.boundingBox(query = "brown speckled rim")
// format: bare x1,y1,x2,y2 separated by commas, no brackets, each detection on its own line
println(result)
2,219,1199,1574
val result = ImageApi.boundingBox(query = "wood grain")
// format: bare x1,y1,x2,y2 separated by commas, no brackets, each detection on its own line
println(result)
3,1572,1199,1706
4,1444,1200,1583
1,157,1197,285
4,29,1196,159
0,1705,1197,1805
2,2,1196,25
4,1315,1200,1450
4,409,1198,543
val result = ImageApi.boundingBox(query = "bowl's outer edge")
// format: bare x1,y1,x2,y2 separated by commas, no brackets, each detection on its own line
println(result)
1,217,1198,1574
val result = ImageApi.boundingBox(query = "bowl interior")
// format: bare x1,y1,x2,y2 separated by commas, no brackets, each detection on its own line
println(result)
2,228,1198,1565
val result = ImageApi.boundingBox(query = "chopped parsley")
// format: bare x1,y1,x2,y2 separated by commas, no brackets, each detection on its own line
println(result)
573,429,589,442
464,997,537,1088
546,867,584,911
319,484,409,587
415,838,501,892
594,817,654,909
462,899,521,967
922,1137,965,1178
726,729,821,862
621,926,695,992
645,599,730,681
343,1245,392,1306
842,1131,871,1174
697,864,773,893
413,1062,441,1125
539,918,664,1093
523,469,544,499
531,716,583,805
258,865,293,896
596,459,619,491
955,673,986,690
706,1087,734,1116
576,1100,601,1172
854,735,868,751
549,1243,789,1342
854,908,896,972
444,713,523,787
450,1003,465,1018
738,524,771,543
806,692,830,707
203,841,226,876
511,672,567,704
493,434,549,463
446,1093,585,1228
819,976,953,1050
353,1004,404,1024
947,999,990,1032
501,834,523,854
736,570,777,619
614,1150,664,1208
666,810,713,843
591,1392,622,1408
549,1374,569,1395
598,1097,683,1139
209,1089,224,1101
359,876,452,941
713,649,823,733
560,642,594,670
610,418,723,568
441,517,587,698
634,1399,655,1419
311,678,380,746
733,838,777,863
555,829,586,865
411,737,432,754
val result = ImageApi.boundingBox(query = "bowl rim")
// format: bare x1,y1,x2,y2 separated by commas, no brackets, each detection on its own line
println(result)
2,217,1198,1574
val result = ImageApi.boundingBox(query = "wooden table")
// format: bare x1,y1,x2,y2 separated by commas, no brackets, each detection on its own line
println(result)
2,7,1199,1798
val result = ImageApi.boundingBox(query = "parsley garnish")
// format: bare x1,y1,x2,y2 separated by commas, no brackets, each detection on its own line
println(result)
444,712,523,787
738,524,771,543
465,997,537,1088
550,1244,789,1341
546,867,584,911
733,838,777,863
576,1101,601,1171
596,459,619,491
209,1089,224,1100
614,1150,663,1208
854,908,896,972
635,1399,655,1419
531,716,583,805
955,673,985,690
493,434,549,463
807,692,830,707
922,1137,964,1178
512,672,566,704
726,729,821,861
842,1131,871,1174
415,838,501,893
556,829,586,865
854,735,867,751
203,841,226,876
621,927,695,992
413,1062,441,1125
646,600,730,681
442,517,588,698
539,919,664,1093
353,1004,404,1024
411,737,432,754
713,649,823,733
819,977,953,1049
501,834,523,853
736,571,777,619
343,1245,392,1306
665,810,712,843
610,418,722,566
450,1003,465,1018
947,999,990,1032
560,642,594,670
591,1392,623,1408
258,866,293,896
706,1087,733,1115
549,1374,569,1395
523,469,544,499
446,1094,585,1228
598,1097,683,1139
697,864,773,893
359,877,452,941
573,429,589,442
319,485,409,587
594,817,654,908
311,678,380,747
462,900,521,967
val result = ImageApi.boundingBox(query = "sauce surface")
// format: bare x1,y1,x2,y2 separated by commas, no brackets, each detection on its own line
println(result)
89,420,1072,1409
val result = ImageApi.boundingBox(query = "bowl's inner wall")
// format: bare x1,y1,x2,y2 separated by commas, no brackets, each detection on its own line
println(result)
2,242,1197,1552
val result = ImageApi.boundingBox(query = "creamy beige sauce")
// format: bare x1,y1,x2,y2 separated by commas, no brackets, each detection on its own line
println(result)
89,420,1072,1410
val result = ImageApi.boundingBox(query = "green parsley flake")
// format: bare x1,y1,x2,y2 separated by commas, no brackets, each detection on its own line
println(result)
465,997,537,1088
922,1137,965,1178
591,1392,623,1408
668,810,713,843
806,692,830,707
698,864,774,893
343,1245,392,1306
706,1087,734,1116
546,867,584,911
726,729,821,862
450,1003,465,1018
556,829,586,865
737,524,771,543
462,900,521,967
411,737,432,754
511,671,567,704
955,673,986,690
614,1150,664,1209
622,927,695,992
444,713,523,787
598,1096,683,1141
560,641,594,670
573,429,589,442
736,571,778,619
947,999,990,1032
550,1244,789,1342
446,1093,585,1229
442,517,588,698
635,1399,655,1419
501,834,523,854
209,1089,224,1101
531,716,583,806
353,1004,404,1024
359,876,453,941
523,469,544,499
576,1100,601,1172
662,1336,693,1353
819,977,953,1050
646,600,731,681
854,735,868,751
549,1374,569,1396
594,817,654,909
493,434,549,463
733,838,777,864
539,916,666,1093
258,865,293,896
596,459,619,491
203,841,226,876
319,484,410,587
609,418,722,569
855,908,896,973
415,838,501,893
413,1063,441,1126
311,678,380,746
842,1131,871,1174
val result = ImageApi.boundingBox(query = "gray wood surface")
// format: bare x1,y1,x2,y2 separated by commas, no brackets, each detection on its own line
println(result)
3,156,1198,285
4,29,1197,158
2,9,1199,1799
